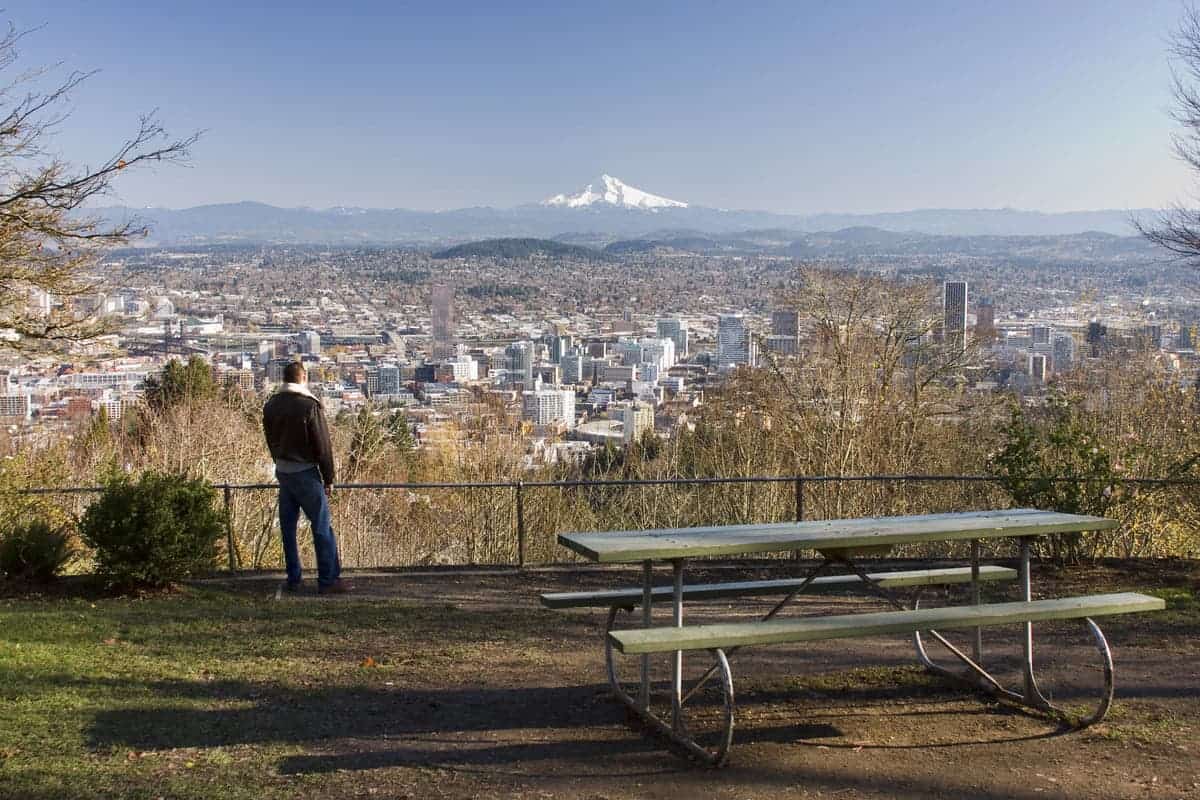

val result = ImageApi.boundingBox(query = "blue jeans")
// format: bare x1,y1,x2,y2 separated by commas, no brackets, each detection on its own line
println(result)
277,467,341,588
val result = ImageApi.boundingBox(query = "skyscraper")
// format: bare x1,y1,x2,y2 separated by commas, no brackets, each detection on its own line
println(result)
549,333,574,364
430,284,455,358
1052,333,1075,373
505,340,534,386
717,313,755,368
770,309,799,338
656,318,689,358
975,298,996,343
943,281,967,350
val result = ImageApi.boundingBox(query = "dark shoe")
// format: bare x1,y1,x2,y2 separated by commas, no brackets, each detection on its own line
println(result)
318,579,353,595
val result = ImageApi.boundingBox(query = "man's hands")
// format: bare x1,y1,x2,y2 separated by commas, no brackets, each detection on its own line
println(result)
324,484,333,500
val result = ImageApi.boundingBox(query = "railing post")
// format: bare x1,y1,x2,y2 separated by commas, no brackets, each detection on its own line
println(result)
515,481,526,568
793,477,805,560
223,484,236,572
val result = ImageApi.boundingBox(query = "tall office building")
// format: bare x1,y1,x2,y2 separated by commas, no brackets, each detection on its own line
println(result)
505,340,534,386
561,353,585,384
1031,325,1052,346
975,298,996,342
943,281,968,350
299,330,321,355
770,309,800,338
716,313,755,368
639,338,675,372
549,334,574,364
1052,334,1075,373
377,364,402,395
1086,320,1107,356
656,318,689,358
430,284,455,358
768,308,801,355
1029,353,1048,383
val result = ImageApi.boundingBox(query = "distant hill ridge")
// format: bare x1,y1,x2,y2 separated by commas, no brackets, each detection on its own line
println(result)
96,200,1154,246
433,238,603,261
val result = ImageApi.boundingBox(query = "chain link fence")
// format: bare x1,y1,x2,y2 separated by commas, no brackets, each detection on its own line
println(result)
16,475,1199,570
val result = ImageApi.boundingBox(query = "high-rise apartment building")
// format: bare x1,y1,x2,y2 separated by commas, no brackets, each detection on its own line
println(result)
0,394,30,420
943,281,967,349
615,401,655,444
717,313,755,368
522,388,576,428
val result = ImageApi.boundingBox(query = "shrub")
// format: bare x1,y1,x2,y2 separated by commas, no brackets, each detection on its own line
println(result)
988,397,1117,563
0,520,74,581
80,472,225,589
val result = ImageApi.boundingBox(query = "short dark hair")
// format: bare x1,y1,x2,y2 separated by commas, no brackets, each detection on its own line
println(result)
283,362,306,383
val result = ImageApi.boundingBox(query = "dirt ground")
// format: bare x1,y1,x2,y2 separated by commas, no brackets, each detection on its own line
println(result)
199,559,1200,799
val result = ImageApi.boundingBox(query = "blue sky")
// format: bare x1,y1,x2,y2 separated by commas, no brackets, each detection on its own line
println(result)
4,0,1193,212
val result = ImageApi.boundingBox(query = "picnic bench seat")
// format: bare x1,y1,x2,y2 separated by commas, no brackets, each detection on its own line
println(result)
540,565,1018,610
607,592,1165,654
551,508,1164,766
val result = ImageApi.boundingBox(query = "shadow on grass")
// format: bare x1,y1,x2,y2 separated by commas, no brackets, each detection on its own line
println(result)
84,673,1072,755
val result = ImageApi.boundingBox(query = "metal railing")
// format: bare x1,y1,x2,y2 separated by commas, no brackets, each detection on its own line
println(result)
14,474,1200,570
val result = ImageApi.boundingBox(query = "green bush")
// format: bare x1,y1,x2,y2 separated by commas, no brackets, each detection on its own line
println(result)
988,397,1117,563
80,472,225,589
0,520,74,581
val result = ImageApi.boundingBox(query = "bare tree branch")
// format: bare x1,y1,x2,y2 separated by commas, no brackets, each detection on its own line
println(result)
0,21,201,350
1139,3,1200,264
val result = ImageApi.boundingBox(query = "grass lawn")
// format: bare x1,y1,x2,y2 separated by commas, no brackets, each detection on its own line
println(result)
0,583,554,800
1,563,1198,799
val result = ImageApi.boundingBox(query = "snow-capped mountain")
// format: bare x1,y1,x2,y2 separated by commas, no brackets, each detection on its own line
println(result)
542,174,688,210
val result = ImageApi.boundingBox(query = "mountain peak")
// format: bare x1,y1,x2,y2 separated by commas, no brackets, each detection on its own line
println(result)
542,174,688,210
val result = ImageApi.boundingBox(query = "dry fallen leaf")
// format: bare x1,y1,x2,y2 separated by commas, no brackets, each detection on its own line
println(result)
360,656,378,668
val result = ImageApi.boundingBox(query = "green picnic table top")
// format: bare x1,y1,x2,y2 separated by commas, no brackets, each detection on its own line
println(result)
557,508,1119,564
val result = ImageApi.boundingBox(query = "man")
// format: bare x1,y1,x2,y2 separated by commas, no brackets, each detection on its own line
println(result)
262,361,351,594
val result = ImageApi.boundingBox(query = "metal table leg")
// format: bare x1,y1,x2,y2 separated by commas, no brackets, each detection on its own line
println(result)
971,538,983,662
671,558,684,732
640,559,651,709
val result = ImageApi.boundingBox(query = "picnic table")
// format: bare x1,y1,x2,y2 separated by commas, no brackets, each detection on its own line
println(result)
543,509,1165,766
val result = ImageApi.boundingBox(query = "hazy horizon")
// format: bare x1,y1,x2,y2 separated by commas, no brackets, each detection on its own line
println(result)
8,0,1195,214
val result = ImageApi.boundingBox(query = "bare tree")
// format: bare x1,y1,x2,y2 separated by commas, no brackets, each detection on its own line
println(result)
0,22,198,348
1137,4,1200,262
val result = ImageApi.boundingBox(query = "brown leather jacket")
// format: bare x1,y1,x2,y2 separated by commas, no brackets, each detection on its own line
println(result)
262,386,335,486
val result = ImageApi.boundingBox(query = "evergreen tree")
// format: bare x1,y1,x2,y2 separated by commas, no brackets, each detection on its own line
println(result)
142,356,217,411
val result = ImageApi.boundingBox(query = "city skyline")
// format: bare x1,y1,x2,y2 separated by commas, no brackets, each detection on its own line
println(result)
4,0,1193,213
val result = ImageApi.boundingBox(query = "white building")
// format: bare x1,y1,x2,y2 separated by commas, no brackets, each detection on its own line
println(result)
522,387,576,428
656,318,688,357
639,337,675,372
